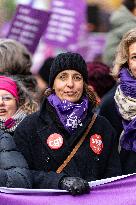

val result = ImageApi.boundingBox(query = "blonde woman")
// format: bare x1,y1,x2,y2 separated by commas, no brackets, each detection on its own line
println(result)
113,28,136,174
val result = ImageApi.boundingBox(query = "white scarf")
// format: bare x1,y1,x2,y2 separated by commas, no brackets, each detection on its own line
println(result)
114,86,136,121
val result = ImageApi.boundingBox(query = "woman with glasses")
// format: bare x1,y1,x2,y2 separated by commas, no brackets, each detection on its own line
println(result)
0,75,38,188
0,76,38,135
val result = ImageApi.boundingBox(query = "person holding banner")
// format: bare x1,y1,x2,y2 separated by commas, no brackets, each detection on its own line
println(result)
14,52,122,195
113,28,136,174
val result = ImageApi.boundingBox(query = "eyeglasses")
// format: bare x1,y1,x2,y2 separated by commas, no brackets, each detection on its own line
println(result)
0,95,15,102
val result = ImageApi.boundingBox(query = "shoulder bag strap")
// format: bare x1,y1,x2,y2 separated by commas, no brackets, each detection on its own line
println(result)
56,113,97,174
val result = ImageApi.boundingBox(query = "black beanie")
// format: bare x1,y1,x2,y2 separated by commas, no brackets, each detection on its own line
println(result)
38,57,54,84
49,52,88,87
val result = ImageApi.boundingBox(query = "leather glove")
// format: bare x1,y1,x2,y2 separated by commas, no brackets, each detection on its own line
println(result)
59,177,90,195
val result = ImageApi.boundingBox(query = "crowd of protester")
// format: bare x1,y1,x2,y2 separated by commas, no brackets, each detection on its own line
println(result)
0,0,136,197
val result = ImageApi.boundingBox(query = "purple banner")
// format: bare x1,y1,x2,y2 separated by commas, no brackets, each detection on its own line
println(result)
6,4,50,54
44,0,87,49
0,175,136,205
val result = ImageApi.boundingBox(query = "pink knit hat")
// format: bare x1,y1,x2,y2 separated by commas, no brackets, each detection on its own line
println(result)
0,76,19,101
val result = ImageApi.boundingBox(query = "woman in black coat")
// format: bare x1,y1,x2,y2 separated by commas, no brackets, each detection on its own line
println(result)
14,52,122,195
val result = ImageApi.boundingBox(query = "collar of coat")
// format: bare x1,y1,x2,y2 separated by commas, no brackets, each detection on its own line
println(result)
38,96,94,144
35,97,95,173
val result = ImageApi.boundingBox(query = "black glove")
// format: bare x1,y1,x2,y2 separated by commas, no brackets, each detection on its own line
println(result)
59,177,90,195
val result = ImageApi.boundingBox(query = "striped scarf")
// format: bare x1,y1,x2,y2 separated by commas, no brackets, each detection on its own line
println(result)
114,85,136,121
0,108,27,133
114,68,136,152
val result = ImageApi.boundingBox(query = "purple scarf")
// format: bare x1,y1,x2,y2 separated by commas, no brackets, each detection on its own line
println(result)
120,68,136,98
121,119,136,151
119,68,136,151
47,94,88,134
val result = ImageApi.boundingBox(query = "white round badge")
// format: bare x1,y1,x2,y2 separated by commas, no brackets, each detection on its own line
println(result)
47,133,63,150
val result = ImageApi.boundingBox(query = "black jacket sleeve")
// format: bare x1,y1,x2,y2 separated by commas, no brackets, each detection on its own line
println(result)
0,130,32,188
31,170,66,189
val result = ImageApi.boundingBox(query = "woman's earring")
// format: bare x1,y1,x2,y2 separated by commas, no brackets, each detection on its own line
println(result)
44,87,52,96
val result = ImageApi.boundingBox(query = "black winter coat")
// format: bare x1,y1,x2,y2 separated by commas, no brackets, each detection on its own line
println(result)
0,129,31,188
99,85,123,141
14,98,122,189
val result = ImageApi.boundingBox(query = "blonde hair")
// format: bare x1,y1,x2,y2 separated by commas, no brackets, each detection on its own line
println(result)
112,28,136,78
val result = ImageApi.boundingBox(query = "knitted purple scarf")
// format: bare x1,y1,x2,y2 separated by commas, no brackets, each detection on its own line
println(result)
119,68,136,151
120,68,136,98
47,94,88,134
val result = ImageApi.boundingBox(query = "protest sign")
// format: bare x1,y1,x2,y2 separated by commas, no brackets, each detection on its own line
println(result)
44,0,87,49
7,4,50,53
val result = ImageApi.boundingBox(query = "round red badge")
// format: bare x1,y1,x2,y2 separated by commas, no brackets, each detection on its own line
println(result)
90,134,103,154
47,133,63,150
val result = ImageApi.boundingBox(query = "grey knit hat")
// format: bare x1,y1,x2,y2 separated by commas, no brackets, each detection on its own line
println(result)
49,52,88,87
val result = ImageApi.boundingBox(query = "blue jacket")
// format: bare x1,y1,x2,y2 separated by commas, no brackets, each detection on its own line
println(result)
0,129,32,188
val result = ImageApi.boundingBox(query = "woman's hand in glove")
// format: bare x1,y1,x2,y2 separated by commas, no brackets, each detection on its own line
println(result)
59,177,90,195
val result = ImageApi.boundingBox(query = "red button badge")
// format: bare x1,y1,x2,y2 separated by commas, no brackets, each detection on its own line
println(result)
90,134,103,154
47,133,63,150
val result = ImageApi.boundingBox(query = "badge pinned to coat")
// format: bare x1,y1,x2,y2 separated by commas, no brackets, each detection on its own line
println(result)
90,134,103,154
47,133,63,150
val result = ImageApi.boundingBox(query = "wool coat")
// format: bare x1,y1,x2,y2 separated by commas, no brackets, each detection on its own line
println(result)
0,129,31,188
14,98,122,189
120,148,136,175
99,85,123,141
